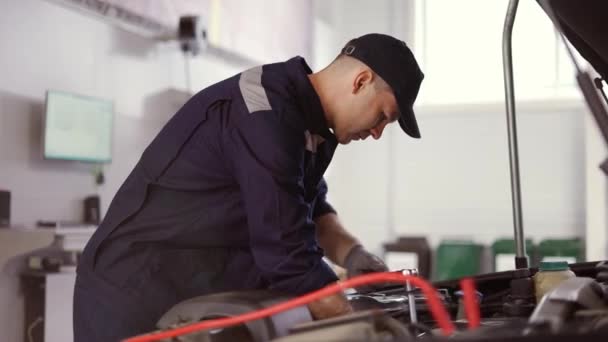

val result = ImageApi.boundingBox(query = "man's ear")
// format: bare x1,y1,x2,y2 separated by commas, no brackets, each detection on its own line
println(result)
352,69,373,94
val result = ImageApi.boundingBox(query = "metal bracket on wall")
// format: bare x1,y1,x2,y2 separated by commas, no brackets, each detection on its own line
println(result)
44,0,261,67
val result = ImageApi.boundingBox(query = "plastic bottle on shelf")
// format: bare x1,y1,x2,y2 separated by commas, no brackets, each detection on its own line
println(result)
533,261,576,303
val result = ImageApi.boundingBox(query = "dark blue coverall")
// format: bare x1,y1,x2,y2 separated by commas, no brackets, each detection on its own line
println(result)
73,57,340,341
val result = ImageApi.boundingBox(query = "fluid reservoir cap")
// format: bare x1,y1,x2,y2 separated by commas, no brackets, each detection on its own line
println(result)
539,261,569,271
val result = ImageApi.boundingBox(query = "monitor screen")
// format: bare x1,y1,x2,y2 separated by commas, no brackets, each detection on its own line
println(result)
43,90,114,163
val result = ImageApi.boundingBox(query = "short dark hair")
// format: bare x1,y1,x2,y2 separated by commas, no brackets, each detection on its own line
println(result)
331,51,391,93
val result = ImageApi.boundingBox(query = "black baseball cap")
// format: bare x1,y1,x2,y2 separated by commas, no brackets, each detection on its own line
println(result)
341,33,424,138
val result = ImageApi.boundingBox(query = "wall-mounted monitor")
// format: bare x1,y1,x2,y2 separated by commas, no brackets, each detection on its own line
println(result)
43,90,114,163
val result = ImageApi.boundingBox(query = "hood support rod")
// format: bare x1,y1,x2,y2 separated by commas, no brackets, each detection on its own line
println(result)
502,0,528,269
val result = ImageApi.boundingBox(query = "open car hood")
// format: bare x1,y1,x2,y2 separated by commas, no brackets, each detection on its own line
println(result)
538,0,608,80
538,0,608,174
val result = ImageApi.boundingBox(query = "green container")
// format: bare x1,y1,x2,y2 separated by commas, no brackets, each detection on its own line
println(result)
538,238,584,264
435,240,483,281
491,238,535,271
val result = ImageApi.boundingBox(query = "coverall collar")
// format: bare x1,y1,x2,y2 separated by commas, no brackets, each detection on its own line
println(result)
287,56,336,141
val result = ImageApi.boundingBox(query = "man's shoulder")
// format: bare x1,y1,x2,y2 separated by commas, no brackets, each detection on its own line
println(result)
236,59,306,133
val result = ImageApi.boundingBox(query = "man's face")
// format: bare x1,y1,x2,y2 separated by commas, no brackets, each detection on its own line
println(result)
333,74,400,144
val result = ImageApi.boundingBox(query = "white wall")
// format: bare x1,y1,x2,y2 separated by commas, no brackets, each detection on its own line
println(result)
585,108,608,260
392,101,586,246
311,0,414,70
0,1,244,341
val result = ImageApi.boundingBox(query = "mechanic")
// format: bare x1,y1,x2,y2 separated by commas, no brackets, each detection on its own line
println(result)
73,33,424,341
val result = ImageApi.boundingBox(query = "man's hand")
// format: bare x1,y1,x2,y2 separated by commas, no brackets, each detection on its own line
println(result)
307,292,353,320
344,245,389,293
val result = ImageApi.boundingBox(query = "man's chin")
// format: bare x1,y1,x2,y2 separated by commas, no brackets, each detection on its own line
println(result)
337,136,353,145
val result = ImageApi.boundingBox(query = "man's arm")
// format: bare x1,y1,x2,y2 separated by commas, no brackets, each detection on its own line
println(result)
226,111,353,319
315,212,390,293
227,114,338,294
312,179,389,280
315,212,359,266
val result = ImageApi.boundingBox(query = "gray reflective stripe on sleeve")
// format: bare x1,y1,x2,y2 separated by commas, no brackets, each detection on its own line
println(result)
239,66,271,113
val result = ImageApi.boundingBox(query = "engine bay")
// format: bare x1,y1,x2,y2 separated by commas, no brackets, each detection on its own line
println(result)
141,261,608,342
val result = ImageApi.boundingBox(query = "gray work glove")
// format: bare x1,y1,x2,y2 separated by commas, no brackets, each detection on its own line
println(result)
344,245,389,293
